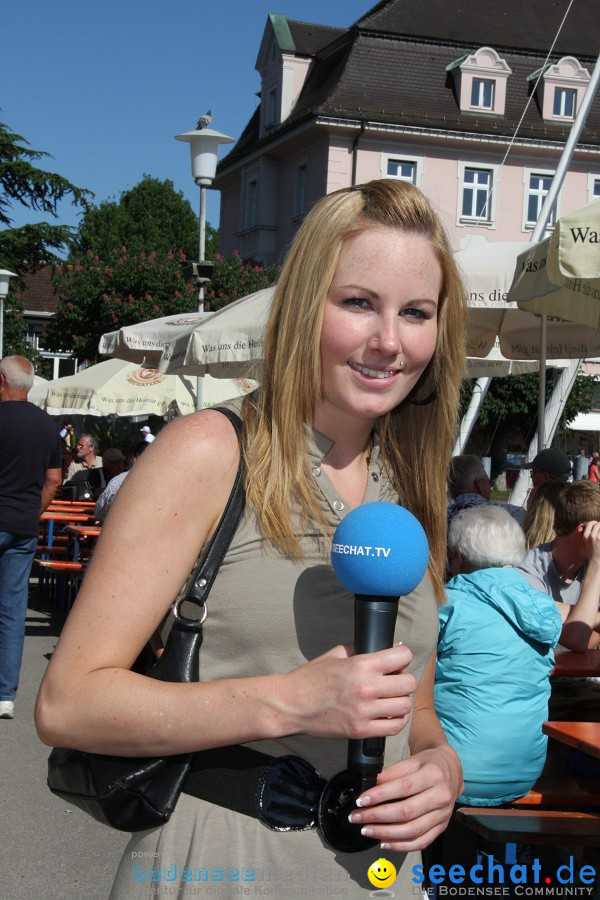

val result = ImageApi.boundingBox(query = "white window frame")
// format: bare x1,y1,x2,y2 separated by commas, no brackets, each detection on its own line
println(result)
587,173,600,203
380,152,424,187
522,168,558,231
457,162,499,226
553,86,576,119
471,78,495,110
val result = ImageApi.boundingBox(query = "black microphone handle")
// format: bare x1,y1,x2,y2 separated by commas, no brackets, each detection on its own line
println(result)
348,595,400,791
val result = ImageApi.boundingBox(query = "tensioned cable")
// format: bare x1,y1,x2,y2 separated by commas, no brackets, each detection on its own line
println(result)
482,0,577,217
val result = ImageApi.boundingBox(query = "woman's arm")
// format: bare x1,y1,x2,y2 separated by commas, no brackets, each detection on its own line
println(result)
557,520,600,651
348,650,463,852
35,409,418,757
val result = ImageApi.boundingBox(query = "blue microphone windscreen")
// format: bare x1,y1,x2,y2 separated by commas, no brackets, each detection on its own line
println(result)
331,502,429,596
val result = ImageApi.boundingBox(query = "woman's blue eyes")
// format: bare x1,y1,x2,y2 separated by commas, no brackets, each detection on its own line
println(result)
342,298,429,319
343,297,370,308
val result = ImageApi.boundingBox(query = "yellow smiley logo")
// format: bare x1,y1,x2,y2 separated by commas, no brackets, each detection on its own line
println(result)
367,858,397,889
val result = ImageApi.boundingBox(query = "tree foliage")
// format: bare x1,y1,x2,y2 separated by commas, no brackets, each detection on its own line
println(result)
0,120,91,272
48,247,197,363
463,370,600,464
1,292,32,357
70,175,201,261
204,252,280,311
46,174,279,364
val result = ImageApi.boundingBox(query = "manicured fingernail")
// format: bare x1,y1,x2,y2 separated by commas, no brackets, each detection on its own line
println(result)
348,812,360,824
361,826,374,837
380,843,391,850
356,795,371,807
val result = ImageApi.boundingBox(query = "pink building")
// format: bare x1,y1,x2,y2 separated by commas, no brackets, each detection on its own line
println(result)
214,0,600,264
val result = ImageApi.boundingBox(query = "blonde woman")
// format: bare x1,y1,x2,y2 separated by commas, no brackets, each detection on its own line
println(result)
36,180,467,897
523,480,567,550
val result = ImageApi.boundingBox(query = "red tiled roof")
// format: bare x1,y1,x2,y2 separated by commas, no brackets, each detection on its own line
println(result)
15,266,58,315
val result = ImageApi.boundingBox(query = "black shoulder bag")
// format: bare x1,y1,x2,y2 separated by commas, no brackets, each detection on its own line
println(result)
46,407,245,832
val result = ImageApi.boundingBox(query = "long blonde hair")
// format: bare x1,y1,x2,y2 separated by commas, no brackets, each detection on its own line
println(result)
242,179,468,602
523,481,567,549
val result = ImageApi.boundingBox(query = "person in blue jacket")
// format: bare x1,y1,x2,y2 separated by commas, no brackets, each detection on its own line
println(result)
435,503,562,805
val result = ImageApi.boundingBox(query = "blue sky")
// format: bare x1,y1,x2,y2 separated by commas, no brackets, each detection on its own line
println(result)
5,0,370,242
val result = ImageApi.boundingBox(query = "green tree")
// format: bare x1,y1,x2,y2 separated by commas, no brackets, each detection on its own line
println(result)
70,175,200,260
463,370,600,470
48,247,197,363
205,252,280,311
0,120,91,273
0,119,90,361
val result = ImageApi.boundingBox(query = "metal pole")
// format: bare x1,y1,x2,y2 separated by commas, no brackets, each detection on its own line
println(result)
198,185,206,313
530,50,600,448
453,377,492,455
509,359,581,506
195,184,207,411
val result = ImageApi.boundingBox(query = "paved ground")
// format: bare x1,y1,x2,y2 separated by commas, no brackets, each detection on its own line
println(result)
1,582,127,900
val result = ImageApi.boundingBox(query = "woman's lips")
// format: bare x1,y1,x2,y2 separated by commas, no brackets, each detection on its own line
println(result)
348,360,399,379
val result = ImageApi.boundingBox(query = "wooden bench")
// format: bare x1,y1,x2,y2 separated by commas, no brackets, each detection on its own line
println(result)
36,559,85,612
511,774,599,809
456,807,600,848
36,544,68,557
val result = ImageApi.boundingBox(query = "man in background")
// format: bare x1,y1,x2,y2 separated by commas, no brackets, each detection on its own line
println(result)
87,447,125,499
94,442,147,523
573,447,589,481
0,356,62,719
521,447,572,489
62,433,103,499
447,454,525,526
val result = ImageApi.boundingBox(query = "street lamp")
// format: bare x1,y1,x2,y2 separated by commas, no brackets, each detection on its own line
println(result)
0,269,17,358
175,121,234,311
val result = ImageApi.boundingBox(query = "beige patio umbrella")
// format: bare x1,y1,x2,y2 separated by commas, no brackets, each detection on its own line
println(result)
455,236,600,360
98,311,210,367
156,287,273,378
28,359,255,417
100,261,574,378
509,198,600,330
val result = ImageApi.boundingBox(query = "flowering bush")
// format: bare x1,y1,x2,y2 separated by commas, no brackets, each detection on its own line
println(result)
204,253,280,311
48,247,197,362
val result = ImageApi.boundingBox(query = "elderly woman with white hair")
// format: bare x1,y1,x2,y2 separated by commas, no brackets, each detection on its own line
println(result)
435,504,562,806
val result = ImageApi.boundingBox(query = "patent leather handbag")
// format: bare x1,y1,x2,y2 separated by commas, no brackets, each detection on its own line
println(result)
46,408,244,831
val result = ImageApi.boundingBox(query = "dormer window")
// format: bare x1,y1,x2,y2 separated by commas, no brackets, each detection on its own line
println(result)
530,56,591,123
471,78,494,111
447,47,512,117
553,87,576,118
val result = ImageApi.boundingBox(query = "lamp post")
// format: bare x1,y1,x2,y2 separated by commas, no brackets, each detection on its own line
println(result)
0,269,17,358
175,122,234,311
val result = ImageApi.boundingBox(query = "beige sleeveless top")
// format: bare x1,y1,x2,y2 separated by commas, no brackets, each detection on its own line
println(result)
110,423,439,899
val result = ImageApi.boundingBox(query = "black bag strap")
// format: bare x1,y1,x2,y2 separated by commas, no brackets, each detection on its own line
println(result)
173,407,244,627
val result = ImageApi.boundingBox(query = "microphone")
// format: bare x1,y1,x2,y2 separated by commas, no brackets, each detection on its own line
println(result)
331,502,429,790
319,502,429,852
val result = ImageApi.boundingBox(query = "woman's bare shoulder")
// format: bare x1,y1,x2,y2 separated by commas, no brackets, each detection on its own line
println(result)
144,407,240,482
106,407,241,542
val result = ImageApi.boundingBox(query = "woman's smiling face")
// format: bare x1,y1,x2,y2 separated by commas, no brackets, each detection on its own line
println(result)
315,226,442,432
